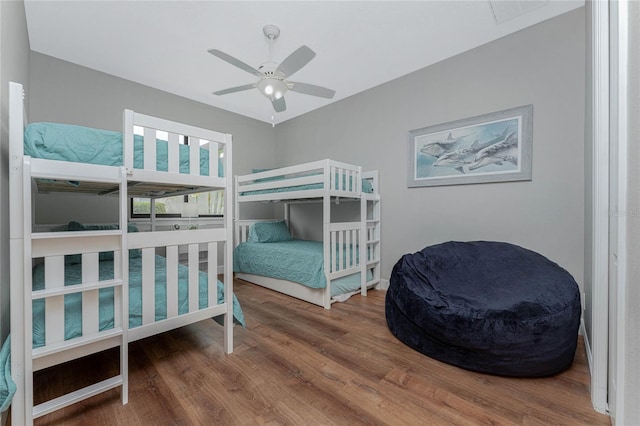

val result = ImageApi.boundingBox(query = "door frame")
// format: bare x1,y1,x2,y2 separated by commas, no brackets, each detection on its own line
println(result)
591,0,629,421
590,0,610,414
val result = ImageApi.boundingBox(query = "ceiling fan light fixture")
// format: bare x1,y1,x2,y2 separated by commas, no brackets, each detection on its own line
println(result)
258,78,287,100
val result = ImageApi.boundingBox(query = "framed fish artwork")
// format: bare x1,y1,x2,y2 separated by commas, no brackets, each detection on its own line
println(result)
407,104,533,187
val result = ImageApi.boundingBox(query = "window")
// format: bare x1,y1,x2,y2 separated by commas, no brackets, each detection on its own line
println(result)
130,126,224,218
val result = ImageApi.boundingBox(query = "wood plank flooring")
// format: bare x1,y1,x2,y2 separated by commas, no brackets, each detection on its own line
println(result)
32,279,609,425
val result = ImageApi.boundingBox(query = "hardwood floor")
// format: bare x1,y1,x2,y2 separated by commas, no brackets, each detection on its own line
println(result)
32,279,609,425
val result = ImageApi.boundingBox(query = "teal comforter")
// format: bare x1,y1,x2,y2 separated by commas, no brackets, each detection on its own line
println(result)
24,122,222,176
233,239,368,296
32,255,245,348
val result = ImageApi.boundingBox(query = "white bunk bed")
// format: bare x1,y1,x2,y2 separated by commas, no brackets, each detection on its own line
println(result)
8,82,237,425
234,159,381,309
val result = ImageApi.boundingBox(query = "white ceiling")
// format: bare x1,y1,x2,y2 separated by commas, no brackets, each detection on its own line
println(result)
24,1,583,125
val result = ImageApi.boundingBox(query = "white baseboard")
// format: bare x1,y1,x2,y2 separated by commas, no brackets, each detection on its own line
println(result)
580,319,595,381
375,278,389,291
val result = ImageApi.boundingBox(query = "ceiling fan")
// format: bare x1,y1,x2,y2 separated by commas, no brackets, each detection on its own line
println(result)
208,25,336,113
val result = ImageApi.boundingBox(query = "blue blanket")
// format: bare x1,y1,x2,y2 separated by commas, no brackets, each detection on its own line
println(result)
32,255,245,348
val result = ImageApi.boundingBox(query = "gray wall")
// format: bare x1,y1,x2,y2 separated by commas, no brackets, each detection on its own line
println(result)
0,0,30,342
29,52,277,224
275,9,586,286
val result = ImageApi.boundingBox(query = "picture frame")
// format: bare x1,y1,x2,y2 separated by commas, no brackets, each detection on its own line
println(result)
407,104,533,187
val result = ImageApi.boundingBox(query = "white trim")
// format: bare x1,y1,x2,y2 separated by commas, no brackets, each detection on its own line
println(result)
590,0,610,414
580,320,594,375
376,278,390,291
613,0,629,422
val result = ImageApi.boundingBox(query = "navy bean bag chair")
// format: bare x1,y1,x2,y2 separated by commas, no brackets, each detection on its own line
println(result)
385,241,581,377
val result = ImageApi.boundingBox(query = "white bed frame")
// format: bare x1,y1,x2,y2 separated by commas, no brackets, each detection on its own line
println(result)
8,82,234,425
234,160,381,309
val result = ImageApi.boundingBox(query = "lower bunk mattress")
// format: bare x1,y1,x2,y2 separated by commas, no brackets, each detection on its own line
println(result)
233,239,368,297
32,254,245,348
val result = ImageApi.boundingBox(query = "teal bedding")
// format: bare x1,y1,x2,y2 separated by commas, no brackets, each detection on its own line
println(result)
32,255,245,348
233,239,368,296
24,122,223,177
0,336,15,412
241,173,373,196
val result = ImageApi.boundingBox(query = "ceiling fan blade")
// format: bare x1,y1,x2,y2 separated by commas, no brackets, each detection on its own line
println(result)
208,49,263,77
288,82,335,99
272,96,286,112
213,84,256,96
275,46,316,78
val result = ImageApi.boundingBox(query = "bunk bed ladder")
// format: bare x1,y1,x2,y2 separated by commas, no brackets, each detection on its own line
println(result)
18,159,129,425
365,193,381,289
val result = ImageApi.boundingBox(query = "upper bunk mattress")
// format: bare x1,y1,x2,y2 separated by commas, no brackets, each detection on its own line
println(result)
24,122,222,176
240,174,373,196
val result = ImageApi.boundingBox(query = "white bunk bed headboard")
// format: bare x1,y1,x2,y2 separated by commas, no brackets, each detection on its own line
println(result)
123,110,231,180
9,82,27,240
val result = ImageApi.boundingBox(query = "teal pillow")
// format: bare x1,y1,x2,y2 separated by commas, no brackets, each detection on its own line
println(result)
362,179,373,193
248,221,292,243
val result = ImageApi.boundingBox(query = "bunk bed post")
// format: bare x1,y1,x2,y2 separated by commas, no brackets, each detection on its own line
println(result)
9,81,27,425
360,191,367,296
120,110,132,405
118,166,129,404
234,175,239,237
22,159,35,425
322,160,331,309
223,134,234,354
356,166,367,296
123,110,134,172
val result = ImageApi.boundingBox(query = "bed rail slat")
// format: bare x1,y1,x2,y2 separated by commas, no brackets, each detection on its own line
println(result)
141,248,155,325
166,246,179,319
81,253,100,335
209,142,219,178
44,256,65,346
189,137,200,176
208,242,218,307
167,133,179,174
188,244,199,312
143,128,156,171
